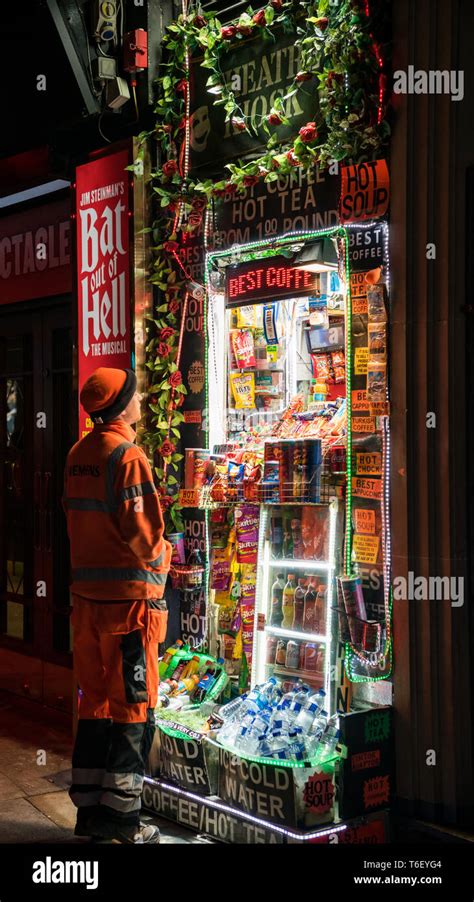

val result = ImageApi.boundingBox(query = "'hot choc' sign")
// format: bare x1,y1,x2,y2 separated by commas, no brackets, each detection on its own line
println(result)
76,149,131,437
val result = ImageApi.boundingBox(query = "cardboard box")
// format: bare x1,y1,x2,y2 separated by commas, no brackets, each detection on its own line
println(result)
337,706,393,819
149,721,219,796
217,745,336,829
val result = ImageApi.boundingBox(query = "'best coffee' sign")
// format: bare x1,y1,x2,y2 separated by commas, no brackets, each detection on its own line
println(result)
226,257,317,306
76,148,132,437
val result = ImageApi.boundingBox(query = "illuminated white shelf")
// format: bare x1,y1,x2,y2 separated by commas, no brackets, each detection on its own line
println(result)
265,625,327,644
267,559,331,571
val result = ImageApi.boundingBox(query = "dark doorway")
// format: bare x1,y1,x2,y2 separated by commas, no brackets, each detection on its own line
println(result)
0,300,74,710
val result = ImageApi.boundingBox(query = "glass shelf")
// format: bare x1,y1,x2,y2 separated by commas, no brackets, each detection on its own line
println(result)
267,559,331,571
265,625,327,643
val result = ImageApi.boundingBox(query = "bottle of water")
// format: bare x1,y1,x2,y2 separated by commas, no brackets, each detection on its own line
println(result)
295,699,320,732
316,726,341,763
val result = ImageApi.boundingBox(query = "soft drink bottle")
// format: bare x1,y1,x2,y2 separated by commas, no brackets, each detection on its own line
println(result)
281,575,296,628
291,518,304,559
282,514,293,558
174,675,200,694
316,724,341,762
270,516,283,558
293,578,306,630
180,655,201,679
159,639,184,678
303,580,318,633
315,585,327,634
270,573,285,626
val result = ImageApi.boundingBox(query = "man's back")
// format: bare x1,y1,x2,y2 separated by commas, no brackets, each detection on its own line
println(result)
64,420,171,600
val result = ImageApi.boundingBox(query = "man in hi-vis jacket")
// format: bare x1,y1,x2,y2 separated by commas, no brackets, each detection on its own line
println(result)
63,367,171,844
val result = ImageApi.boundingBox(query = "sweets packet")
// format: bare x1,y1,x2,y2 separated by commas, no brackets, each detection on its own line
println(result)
236,305,257,328
232,329,256,369
230,372,255,409
211,548,232,592
235,504,259,564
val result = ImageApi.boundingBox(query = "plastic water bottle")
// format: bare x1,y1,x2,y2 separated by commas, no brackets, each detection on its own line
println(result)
316,725,341,763
295,699,320,732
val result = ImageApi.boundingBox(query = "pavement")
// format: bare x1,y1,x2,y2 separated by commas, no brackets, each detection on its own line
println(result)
0,690,209,844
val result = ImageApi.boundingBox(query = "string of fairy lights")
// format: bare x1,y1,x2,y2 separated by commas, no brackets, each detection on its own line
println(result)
203,221,392,682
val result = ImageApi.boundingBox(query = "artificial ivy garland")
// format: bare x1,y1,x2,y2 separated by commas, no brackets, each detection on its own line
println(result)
140,0,390,531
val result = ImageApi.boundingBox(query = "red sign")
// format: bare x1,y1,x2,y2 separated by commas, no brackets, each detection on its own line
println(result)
76,149,131,437
226,258,317,306
340,160,390,223
351,749,381,772
0,199,71,304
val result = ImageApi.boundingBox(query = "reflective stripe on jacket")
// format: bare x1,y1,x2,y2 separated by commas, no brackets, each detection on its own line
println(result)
63,421,171,600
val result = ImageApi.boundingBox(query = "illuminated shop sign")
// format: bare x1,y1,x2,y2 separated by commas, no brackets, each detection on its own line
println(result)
225,257,317,306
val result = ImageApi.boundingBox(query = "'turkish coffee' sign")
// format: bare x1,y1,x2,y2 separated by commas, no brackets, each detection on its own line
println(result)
225,257,317,306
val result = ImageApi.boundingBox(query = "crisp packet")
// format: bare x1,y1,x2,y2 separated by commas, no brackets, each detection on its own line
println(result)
232,329,256,369
230,372,255,409
235,504,259,564
311,352,331,381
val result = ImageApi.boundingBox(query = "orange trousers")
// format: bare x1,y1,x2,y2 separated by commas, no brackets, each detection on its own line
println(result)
70,596,168,825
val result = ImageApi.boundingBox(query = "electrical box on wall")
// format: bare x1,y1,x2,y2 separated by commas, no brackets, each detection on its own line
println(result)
92,0,118,43
123,28,148,72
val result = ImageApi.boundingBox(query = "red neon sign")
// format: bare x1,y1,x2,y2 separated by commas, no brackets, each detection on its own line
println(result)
225,257,318,305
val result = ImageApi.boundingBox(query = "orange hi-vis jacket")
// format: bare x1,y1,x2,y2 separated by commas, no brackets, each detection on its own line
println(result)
63,421,171,601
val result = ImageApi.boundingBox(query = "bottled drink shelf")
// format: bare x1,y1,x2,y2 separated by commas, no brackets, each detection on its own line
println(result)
265,625,327,643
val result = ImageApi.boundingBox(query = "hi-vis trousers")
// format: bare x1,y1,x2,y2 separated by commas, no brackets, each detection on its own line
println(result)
69,596,168,826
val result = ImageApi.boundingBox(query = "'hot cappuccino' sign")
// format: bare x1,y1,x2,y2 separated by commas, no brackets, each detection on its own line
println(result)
76,149,132,436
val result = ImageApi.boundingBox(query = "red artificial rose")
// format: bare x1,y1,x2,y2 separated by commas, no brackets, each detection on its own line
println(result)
162,160,179,179
252,9,266,25
314,16,328,31
160,439,176,457
157,342,171,358
177,117,187,131
299,122,318,143
176,79,187,93
237,24,253,35
192,197,207,211
225,183,238,195
150,395,158,404
271,157,281,169
267,112,282,126
243,174,259,187
168,299,180,314
231,117,247,131
286,150,300,166
271,0,282,9
212,187,226,198
169,370,183,387
188,213,202,228
295,71,312,82
163,240,180,253
193,15,206,27
163,124,173,134
160,327,174,342
221,25,237,39
160,494,174,510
